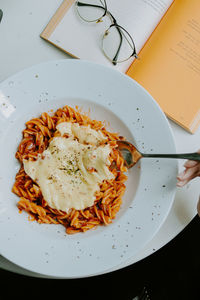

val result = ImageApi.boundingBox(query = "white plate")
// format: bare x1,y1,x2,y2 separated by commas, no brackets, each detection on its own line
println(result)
0,59,177,278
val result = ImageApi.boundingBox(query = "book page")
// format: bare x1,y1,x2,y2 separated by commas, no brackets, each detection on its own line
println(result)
42,0,173,72
127,0,200,133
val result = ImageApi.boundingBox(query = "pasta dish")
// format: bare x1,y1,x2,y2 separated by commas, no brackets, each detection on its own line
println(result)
12,105,127,234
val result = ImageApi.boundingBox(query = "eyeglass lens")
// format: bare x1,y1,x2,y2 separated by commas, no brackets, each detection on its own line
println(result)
102,25,135,63
76,0,106,22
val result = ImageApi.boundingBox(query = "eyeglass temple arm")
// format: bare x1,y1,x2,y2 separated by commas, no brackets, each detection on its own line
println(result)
106,12,122,65
112,27,123,65
76,2,107,17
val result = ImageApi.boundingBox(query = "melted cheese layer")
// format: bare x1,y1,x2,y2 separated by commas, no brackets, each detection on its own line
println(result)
23,122,114,212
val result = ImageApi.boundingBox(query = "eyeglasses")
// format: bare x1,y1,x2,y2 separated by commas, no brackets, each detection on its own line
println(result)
75,0,138,65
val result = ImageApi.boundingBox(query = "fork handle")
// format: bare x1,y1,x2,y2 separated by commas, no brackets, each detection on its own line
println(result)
142,152,200,161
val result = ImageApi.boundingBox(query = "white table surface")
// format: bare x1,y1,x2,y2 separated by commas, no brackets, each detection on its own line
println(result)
0,0,199,278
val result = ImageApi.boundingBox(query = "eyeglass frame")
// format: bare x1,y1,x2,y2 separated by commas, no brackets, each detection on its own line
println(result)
75,1,138,65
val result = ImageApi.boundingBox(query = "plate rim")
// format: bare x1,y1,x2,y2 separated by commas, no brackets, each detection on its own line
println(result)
0,59,178,278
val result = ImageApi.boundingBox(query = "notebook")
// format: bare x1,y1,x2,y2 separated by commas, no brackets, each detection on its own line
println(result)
41,0,200,133
127,0,200,134
41,0,174,73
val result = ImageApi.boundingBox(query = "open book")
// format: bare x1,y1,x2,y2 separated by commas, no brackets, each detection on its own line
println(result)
41,0,200,133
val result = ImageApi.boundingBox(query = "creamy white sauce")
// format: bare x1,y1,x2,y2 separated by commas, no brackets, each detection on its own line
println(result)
23,122,114,212
56,122,107,145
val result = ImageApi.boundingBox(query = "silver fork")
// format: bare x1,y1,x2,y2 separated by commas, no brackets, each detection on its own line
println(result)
132,286,151,300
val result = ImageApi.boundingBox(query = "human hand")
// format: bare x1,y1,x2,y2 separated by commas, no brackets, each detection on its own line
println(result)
177,159,200,187
177,150,200,216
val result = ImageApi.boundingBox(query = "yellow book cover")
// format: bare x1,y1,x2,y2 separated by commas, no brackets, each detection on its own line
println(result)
127,0,200,134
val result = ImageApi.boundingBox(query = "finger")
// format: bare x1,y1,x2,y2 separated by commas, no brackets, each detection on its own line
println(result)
176,179,188,187
177,174,196,187
184,160,199,168
177,169,187,181
179,165,200,181
177,165,200,187
177,170,189,186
